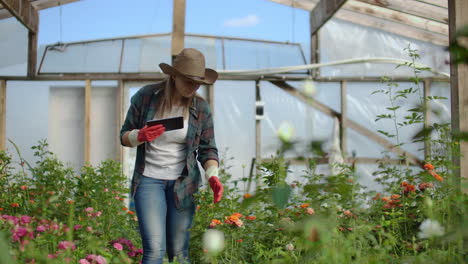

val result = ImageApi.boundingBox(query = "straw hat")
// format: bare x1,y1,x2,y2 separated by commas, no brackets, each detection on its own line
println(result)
159,48,218,85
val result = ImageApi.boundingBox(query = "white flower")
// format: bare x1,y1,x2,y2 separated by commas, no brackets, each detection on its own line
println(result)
277,122,295,142
203,229,225,254
302,79,317,96
285,243,294,251
418,219,445,239
320,202,329,209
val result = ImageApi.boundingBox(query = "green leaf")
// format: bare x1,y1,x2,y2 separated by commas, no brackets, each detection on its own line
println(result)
271,184,292,209
386,106,400,111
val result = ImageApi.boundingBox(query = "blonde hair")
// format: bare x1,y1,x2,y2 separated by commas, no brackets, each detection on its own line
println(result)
156,77,192,119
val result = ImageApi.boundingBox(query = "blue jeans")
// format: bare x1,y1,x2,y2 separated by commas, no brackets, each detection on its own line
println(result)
134,176,196,264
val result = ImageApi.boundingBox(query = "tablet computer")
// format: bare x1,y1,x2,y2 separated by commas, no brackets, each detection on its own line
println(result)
146,116,184,131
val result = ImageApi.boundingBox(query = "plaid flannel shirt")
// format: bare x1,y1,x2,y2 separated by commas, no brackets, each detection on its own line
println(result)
120,81,219,210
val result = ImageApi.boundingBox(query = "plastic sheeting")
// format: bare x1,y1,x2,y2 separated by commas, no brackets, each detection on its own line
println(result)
6,81,118,173
38,35,305,74
0,18,28,76
320,19,450,78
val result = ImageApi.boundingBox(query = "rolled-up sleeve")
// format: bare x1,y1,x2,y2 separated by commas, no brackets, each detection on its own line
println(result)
197,102,219,166
120,93,141,146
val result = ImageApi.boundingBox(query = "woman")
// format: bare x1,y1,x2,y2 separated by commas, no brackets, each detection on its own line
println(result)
120,48,224,264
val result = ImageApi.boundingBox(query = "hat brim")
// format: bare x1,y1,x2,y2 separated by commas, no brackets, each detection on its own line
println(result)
159,63,218,85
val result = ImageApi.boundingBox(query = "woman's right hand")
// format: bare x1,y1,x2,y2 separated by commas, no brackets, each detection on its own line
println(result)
137,124,165,142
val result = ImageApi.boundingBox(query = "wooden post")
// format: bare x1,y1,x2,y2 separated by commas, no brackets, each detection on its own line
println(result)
27,31,37,77
255,80,262,186
84,80,91,164
423,79,431,160
206,85,215,117
171,0,186,62
448,0,468,189
340,81,347,157
117,80,125,163
0,80,6,151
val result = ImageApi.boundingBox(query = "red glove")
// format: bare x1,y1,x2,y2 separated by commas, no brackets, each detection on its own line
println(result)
208,176,223,203
137,124,165,142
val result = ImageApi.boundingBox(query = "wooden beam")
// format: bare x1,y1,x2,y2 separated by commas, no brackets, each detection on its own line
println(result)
335,9,448,46
270,80,339,117
171,0,186,60
310,0,348,35
346,119,422,165
270,0,448,43
355,0,448,23
448,0,468,189
84,80,91,164
344,1,448,35
0,0,81,20
0,0,38,32
415,0,447,8
0,80,5,151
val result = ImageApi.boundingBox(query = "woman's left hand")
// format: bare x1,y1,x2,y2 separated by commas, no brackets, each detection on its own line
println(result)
208,176,223,203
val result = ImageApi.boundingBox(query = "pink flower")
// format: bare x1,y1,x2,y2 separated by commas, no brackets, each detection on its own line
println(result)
306,208,315,215
86,254,107,264
113,242,123,251
86,226,93,232
50,223,59,230
74,225,82,231
84,207,94,212
94,211,102,217
48,254,58,259
20,215,32,224
104,188,109,192
79,259,91,264
36,225,47,232
12,227,32,242
58,241,76,251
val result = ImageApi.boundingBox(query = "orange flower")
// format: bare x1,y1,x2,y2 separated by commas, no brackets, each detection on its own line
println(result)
404,184,416,194
418,182,434,191
236,239,243,243
225,215,243,227
20,185,28,190
11,203,19,207
232,212,242,218
29,200,35,204
423,163,434,170
243,193,252,199
0,208,3,211
245,215,256,220
127,210,135,215
381,197,390,202
372,193,381,200
196,205,201,210
119,198,125,201
209,219,223,228
343,210,352,217
66,200,74,204
300,203,310,208
390,194,401,200
433,174,443,182
400,181,409,187
122,207,128,211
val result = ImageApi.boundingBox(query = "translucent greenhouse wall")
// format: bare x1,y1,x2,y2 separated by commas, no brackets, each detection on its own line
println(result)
0,18,28,76
1,18,451,194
